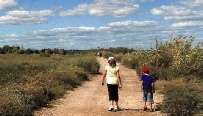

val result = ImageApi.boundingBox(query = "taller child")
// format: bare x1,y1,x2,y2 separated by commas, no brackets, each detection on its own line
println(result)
102,57,122,112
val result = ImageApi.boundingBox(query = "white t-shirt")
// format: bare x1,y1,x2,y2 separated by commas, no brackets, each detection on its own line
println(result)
105,65,119,85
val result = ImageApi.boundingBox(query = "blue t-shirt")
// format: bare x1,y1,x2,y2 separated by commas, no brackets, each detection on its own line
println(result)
141,74,155,91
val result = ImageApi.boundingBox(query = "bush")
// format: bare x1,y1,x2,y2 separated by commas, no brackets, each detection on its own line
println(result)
75,56,100,74
160,85,202,116
0,87,32,116
150,36,203,80
122,57,138,69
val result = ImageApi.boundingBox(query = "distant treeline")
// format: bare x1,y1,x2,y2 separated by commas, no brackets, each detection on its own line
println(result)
0,45,83,55
0,45,135,55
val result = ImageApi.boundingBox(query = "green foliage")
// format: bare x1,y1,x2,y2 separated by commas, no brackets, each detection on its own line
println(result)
122,56,139,69
102,51,114,59
161,85,202,116
151,36,203,79
0,86,32,116
122,36,203,80
75,55,100,74
121,35,203,116
0,53,97,115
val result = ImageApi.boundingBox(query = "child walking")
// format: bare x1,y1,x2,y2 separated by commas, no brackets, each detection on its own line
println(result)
102,57,122,112
140,66,155,112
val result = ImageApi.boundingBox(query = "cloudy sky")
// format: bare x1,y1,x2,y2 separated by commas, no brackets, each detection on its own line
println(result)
0,0,203,50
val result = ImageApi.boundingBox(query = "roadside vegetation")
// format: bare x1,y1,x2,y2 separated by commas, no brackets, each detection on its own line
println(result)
0,35,202,116
0,52,100,116
119,36,203,116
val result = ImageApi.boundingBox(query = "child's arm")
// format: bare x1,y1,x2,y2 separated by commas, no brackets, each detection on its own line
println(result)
151,82,155,93
102,70,107,85
140,80,143,92
116,70,122,88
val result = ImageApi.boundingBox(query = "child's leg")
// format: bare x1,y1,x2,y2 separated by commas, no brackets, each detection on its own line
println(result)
115,101,118,107
113,101,120,111
108,100,114,111
149,103,152,109
147,92,154,111
144,102,147,107
110,100,114,106
143,91,148,110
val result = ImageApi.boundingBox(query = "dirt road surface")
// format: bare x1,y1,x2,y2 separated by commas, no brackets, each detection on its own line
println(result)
34,57,164,116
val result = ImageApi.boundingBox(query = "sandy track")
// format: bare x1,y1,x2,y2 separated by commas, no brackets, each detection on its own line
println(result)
34,57,164,116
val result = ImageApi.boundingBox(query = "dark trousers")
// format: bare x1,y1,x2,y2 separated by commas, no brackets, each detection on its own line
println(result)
107,84,119,102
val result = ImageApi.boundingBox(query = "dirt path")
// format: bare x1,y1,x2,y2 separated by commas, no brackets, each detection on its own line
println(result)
34,57,164,116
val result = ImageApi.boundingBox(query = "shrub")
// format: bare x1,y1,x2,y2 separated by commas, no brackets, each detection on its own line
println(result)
102,51,114,59
75,56,100,74
150,36,203,80
122,57,138,69
160,85,202,116
0,87,32,116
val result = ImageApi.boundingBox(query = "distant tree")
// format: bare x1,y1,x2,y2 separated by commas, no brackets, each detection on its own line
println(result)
2,45,12,53
41,49,46,53
34,50,40,54
17,49,25,54
45,48,53,55
59,49,65,55
25,48,34,55
0,47,3,54
53,48,60,54
12,46,20,53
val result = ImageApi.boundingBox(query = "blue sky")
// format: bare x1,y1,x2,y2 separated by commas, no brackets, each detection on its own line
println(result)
0,0,203,50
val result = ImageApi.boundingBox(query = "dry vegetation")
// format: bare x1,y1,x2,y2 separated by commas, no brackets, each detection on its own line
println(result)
0,53,100,116
120,36,203,116
0,35,203,116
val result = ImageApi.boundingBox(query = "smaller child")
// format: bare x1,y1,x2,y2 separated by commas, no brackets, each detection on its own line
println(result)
140,66,155,112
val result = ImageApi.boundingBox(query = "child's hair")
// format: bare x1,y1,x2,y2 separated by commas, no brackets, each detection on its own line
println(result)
109,59,116,67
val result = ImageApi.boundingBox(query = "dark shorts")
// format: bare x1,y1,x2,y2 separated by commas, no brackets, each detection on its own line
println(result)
107,84,119,102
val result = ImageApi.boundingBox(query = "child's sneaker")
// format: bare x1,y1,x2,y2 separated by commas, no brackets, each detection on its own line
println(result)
113,106,119,112
143,107,147,111
150,108,154,112
108,106,114,111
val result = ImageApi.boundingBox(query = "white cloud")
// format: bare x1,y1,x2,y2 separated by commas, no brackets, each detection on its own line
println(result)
171,21,203,28
108,20,158,28
59,0,139,17
151,5,203,22
113,5,139,17
0,0,17,10
140,0,156,2
0,10,53,24
180,0,203,7
96,0,136,5
151,4,203,30
151,5,193,20
0,20,165,50
59,4,87,16
7,10,53,17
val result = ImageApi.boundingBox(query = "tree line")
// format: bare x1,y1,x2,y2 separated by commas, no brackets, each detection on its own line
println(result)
0,45,84,55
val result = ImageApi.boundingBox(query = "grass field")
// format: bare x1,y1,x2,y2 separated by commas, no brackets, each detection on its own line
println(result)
0,53,100,116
